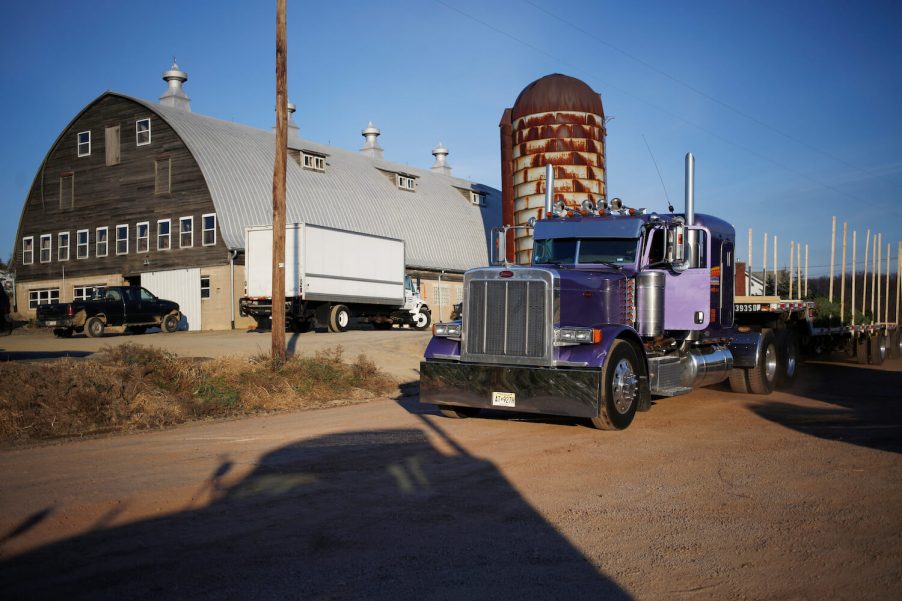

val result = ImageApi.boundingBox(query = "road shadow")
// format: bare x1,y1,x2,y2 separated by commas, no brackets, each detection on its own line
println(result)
0,350,94,361
0,428,630,600
748,361,902,454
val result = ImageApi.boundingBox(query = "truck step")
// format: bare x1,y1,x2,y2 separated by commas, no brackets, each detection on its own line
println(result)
652,386,693,398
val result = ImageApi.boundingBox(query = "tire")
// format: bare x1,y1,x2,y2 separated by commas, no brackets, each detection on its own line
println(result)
328,305,351,333
591,340,640,430
412,310,432,330
439,405,480,419
84,316,105,338
776,331,799,389
747,329,777,395
888,330,901,359
53,327,74,338
868,334,887,366
854,337,869,365
728,368,750,393
161,314,179,333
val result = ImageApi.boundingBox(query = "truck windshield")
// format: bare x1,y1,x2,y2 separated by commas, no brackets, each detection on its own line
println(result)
533,238,638,266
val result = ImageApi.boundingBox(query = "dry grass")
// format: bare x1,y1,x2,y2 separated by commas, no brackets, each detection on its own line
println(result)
0,344,395,445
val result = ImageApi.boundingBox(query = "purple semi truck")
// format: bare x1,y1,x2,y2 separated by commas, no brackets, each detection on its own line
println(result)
420,154,819,430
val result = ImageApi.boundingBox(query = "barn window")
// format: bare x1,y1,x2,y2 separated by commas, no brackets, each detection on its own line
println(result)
105,125,121,165
74,285,104,301
179,216,193,248
200,275,211,299
157,219,171,250
77,131,91,157
155,157,171,194
137,222,149,253
22,236,34,265
58,232,70,262
28,288,60,309
94,227,106,258
136,119,151,146
202,213,216,246
116,224,128,255
40,234,52,263
397,174,416,191
303,153,326,172
470,191,486,206
60,173,74,209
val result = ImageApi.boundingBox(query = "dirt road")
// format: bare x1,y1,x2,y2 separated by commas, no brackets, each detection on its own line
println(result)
1,329,901,599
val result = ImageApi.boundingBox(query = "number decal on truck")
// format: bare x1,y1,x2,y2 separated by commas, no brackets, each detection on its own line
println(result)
492,392,515,407
735,304,760,312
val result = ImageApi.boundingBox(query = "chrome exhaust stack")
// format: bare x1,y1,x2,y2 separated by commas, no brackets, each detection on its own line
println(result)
544,163,555,217
684,152,695,226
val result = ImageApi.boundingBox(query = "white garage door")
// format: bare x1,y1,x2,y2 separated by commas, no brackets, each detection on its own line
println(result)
141,268,201,331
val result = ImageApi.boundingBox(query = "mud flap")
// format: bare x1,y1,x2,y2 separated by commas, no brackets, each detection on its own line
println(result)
637,375,652,412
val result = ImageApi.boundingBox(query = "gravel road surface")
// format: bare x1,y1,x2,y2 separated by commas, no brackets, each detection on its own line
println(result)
1,328,900,600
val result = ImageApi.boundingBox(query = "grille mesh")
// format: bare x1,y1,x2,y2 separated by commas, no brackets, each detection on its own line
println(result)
466,279,546,358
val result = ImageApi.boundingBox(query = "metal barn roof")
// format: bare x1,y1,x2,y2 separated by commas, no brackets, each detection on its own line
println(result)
123,94,498,272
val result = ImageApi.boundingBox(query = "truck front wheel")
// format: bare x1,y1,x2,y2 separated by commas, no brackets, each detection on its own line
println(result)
328,305,351,333
85,317,105,338
412,310,431,330
591,340,639,431
161,314,179,333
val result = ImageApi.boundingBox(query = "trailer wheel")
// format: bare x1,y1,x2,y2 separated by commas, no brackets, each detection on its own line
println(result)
854,337,869,364
747,330,777,395
889,330,902,359
776,332,799,389
161,314,179,333
868,334,887,365
728,369,750,393
85,317,105,338
591,340,639,430
439,405,480,418
328,305,350,333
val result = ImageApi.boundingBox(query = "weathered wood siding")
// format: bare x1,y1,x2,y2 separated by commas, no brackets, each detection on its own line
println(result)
12,94,228,281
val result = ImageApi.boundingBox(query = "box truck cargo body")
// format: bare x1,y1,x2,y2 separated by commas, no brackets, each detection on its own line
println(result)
240,224,430,332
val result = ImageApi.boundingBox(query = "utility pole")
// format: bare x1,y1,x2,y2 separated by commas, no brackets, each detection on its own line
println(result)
271,0,288,363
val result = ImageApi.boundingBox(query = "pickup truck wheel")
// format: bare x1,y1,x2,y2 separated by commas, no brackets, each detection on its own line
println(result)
868,334,887,365
591,340,639,430
748,330,777,395
328,305,350,333
412,310,431,330
728,369,750,393
85,317,105,338
776,331,799,389
53,328,74,338
439,405,480,418
161,314,179,333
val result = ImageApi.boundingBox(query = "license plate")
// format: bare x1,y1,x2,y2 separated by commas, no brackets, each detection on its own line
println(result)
45,320,58,326
492,391,515,407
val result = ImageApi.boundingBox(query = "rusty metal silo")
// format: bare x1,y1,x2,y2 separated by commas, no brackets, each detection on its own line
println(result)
500,74,606,264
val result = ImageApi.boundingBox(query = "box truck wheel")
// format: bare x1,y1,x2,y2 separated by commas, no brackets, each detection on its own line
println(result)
412,310,431,330
591,340,639,430
328,305,350,333
868,334,887,365
776,331,799,389
747,330,777,394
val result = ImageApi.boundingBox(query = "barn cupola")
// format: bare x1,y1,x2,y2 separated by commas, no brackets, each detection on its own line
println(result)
273,101,300,139
360,122,384,159
159,59,191,111
431,142,452,176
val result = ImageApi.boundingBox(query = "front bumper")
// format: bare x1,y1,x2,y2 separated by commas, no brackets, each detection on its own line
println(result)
420,360,602,419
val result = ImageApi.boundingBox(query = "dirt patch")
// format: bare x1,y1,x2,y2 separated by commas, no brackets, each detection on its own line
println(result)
0,344,394,444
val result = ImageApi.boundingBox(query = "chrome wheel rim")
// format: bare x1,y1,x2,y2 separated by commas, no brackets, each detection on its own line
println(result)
764,344,777,382
612,359,638,414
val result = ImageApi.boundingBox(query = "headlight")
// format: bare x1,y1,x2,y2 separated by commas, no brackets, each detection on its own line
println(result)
554,327,601,346
433,322,461,339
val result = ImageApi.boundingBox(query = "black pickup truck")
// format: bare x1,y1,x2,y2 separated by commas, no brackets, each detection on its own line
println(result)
35,286,181,338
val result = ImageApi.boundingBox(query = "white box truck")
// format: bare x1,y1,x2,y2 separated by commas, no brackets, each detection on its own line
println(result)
239,223,431,332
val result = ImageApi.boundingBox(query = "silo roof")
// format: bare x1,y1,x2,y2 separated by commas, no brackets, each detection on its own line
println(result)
119,94,497,272
511,73,604,120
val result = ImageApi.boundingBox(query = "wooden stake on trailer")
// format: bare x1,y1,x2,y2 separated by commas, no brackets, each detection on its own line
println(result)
773,235,778,296
862,230,870,323
840,224,847,321
762,232,768,297
829,216,836,302
896,241,901,325
886,242,891,324
797,241,801,298
271,0,288,363
852,230,858,326
789,240,796,299
876,234,881,323
748,228,752,294
805,243,809,297
871,233,877,318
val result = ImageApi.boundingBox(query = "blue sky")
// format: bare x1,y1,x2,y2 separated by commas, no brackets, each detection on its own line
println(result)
2,0,900,276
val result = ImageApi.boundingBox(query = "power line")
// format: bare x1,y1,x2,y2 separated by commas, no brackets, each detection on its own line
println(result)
521,0,898,191
432,0,873,204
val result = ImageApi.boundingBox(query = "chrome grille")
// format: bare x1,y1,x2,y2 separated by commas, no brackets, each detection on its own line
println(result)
463,269,553,365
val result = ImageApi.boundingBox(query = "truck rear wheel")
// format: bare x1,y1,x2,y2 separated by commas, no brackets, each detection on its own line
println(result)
439,405,480,418
891,330,902,359
591,340,639,431
868,334,887,365
776,331,799,389
85,317,105,338
747,330,777,395
328,305,350,333
728,369,750,393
